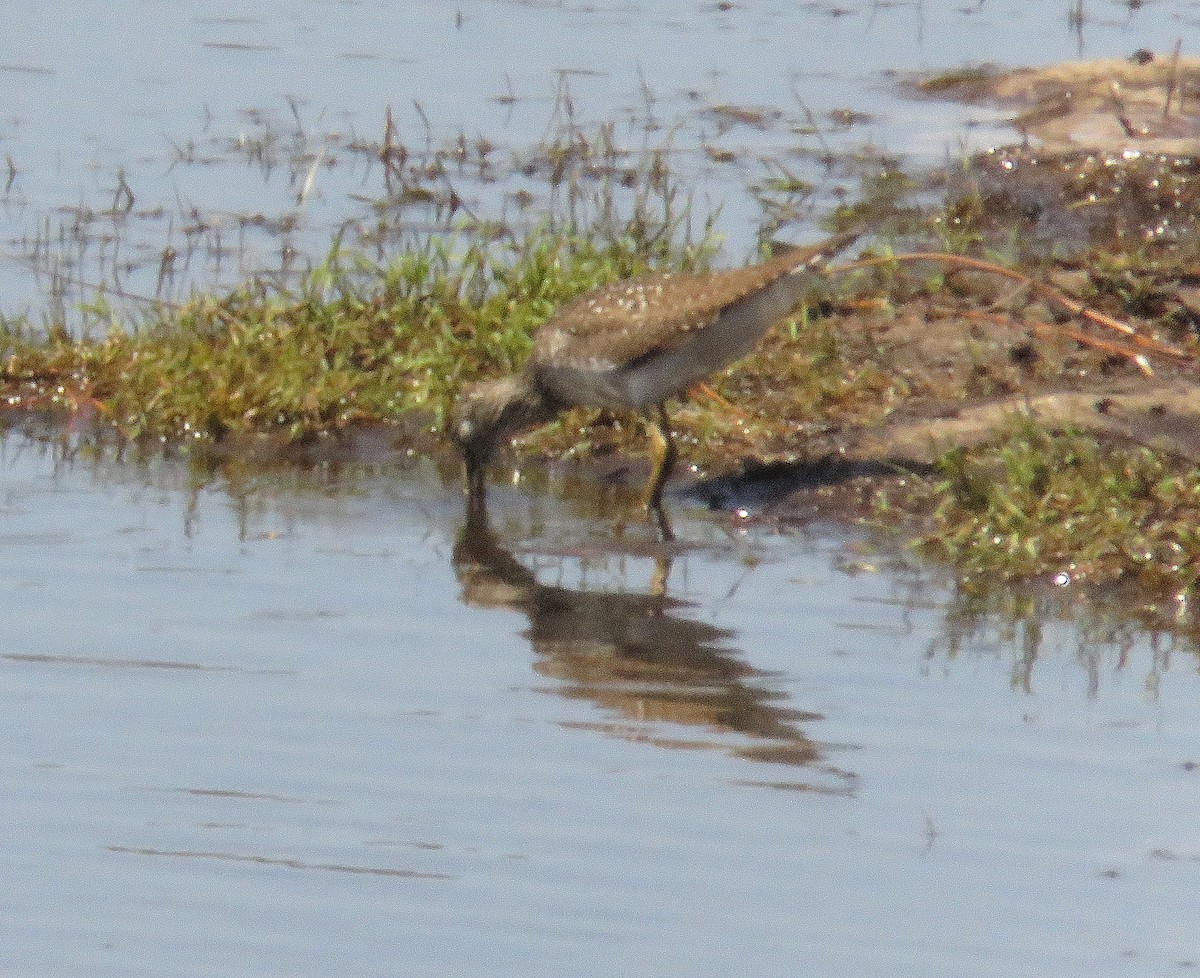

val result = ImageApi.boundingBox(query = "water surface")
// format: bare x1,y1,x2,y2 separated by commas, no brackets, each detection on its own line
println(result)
3,0,1198,314
3,431,1199,976
5,3,1200,974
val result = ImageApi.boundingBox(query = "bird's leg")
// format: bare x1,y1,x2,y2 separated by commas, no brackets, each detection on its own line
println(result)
650,553,673,596
648,500,674,542
642,404,677,538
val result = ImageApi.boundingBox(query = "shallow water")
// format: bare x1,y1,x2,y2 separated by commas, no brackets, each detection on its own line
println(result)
3,0,1199,316
3,430,1200,977
6,3,1200,974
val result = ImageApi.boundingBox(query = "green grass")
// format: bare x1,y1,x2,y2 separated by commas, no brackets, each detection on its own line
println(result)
910,416,1200,592
0,221,716,445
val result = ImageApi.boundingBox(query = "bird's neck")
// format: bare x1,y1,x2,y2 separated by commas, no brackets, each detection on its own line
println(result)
503,372,563,440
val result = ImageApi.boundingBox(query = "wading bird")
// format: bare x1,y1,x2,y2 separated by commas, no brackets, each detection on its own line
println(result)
451,231,858,522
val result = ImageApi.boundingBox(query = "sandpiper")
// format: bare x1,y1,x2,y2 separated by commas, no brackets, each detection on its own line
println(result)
451,231,858,513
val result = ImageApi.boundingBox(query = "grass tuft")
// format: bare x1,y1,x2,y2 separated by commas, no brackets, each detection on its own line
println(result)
0,214,717,444
911,416,1200,591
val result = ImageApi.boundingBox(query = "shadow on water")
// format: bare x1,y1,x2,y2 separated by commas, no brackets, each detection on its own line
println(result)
682,454,936,517
452,497,858,795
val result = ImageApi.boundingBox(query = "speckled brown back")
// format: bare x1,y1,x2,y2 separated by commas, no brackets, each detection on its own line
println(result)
531,232,856,373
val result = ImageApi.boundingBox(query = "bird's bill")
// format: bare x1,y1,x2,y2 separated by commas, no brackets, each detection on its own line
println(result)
464,455,488,501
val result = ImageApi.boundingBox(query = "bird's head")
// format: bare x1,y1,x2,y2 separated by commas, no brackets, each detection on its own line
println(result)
450,375,556,499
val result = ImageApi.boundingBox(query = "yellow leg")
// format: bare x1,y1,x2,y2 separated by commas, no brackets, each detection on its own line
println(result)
650,553,672,596
642,405,677,516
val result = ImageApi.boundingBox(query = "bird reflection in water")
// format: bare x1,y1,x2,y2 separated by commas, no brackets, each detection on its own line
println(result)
453,499,856,793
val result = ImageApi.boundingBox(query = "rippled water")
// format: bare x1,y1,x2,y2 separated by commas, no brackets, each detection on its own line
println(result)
5,2,1200,975
3,428,1200,977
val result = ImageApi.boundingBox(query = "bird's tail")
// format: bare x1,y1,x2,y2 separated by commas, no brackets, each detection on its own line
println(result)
773,228,862,275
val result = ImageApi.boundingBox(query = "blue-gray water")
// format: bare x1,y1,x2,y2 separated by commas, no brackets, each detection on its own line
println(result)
2,0,1196,315
5,2,1200,974
3,431,1200,977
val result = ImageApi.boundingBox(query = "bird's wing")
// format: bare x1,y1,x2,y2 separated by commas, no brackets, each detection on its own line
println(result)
531,231,858,371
